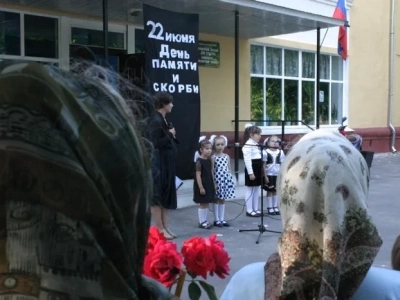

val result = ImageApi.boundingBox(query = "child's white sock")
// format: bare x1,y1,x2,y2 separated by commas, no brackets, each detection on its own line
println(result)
198,208,208,224
245,187,253,213
202,208,209,223
218,203,225,221
213,203,219,221
252,187,260,211
272,195,278,207
267,196,273,208
198,208,204,224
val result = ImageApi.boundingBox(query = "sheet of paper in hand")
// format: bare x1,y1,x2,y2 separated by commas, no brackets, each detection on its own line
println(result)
175,176,183,190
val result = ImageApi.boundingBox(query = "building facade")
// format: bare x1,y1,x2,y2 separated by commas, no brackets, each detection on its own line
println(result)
0,0,397,152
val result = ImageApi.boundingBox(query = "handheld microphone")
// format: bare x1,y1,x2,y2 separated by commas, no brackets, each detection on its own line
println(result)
167,122,179,143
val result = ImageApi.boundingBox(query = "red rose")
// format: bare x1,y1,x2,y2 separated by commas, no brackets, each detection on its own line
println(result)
181,237,215,279
146,226,167,254
206,234,231,279
143,240,182,288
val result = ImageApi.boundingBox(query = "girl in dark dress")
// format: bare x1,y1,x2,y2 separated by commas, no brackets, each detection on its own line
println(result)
194,139,216,229
150,92,178,240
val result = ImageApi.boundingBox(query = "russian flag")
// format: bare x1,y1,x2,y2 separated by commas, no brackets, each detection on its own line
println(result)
333,0,348,60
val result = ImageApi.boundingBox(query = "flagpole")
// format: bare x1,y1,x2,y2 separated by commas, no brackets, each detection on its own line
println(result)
316,27,321,129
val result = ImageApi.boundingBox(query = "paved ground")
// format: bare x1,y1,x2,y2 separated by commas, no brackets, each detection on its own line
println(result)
165,153,400,299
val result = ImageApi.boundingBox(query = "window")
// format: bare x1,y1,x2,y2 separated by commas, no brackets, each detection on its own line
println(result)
0,11,60,64
71,27,125,49
250,45,344,126
135,28,145,53
24,14,58,58
0,11,20,55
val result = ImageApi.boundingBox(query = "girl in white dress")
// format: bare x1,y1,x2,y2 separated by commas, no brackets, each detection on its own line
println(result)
210,135,235,227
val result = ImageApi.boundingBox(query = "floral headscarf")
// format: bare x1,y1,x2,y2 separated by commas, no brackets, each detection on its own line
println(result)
265,129,382,300
0,61,170,299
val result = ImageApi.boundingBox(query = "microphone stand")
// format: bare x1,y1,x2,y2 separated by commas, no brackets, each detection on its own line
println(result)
238,143,282,244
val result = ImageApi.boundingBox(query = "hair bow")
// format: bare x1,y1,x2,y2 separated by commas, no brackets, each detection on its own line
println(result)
219,135,228,146
244,123,253,129
193,151,200,162
195,135,207,162
199,135,207,143
209,134,217,146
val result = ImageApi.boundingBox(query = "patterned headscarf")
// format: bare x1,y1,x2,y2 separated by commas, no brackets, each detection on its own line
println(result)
0,61,170,299
265,129,382,300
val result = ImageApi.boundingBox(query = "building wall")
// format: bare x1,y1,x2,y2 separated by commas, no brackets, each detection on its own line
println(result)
198,33,250,132
1,0,399,153
348,0,391,129
227,0,400,153
345,0,400,153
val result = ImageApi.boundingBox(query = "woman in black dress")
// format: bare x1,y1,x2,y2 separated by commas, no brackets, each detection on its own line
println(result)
150,92,178,240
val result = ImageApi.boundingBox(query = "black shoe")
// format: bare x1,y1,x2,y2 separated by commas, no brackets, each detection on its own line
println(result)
246,211,259,217
221,220,230,227
273,207,280,215
214,221,223,227
267,207,276,215
199,221,212,229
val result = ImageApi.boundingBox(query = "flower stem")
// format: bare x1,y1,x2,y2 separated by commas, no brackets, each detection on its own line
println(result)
174,270,187,297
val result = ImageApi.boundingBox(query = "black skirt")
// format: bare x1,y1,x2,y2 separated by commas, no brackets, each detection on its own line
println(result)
263,175,277,192
245,158,263,186
152,148,177,209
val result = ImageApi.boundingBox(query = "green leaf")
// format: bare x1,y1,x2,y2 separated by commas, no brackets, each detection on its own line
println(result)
188,281,202,300
198,280,218,300
188,272,197,280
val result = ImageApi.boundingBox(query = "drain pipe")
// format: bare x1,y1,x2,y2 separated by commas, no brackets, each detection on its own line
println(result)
389,0,397,153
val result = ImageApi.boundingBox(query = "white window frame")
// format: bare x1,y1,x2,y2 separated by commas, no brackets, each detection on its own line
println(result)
0,8,60,64
250,42,348,135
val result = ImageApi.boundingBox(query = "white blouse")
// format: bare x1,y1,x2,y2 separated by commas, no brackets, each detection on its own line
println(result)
264,148,285,176
242,138,261,175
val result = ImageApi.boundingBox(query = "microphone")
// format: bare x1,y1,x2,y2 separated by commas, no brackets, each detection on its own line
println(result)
168,122,179,144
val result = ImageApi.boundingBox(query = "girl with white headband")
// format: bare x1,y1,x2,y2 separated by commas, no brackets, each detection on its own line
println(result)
193,135,206,162
210,134,235,227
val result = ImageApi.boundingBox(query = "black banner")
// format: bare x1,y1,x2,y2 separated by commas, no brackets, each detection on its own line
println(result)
143,5,200,180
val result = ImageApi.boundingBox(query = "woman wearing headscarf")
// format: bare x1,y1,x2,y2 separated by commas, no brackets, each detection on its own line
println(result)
221,129,400,300
0,61,171,299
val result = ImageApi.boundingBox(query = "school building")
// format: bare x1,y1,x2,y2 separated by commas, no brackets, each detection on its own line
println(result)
0,0,397,153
